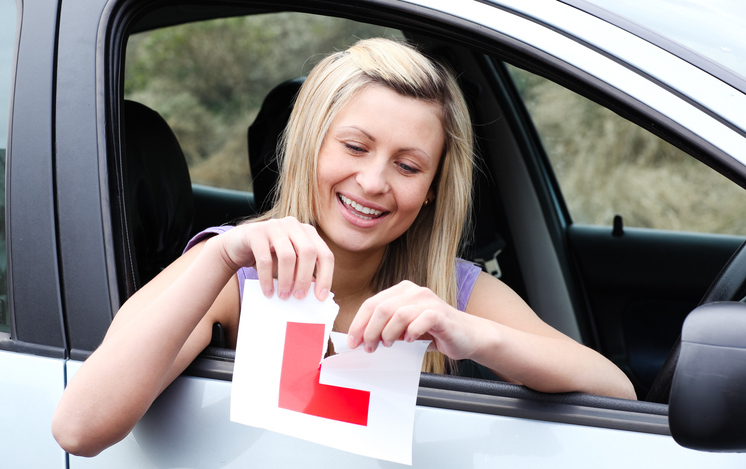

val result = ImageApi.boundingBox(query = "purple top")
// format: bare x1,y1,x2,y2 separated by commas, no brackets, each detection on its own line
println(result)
185,225,481,312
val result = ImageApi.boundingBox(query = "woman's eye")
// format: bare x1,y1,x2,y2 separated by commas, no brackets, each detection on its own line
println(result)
398,162,420,174
343,143,366,154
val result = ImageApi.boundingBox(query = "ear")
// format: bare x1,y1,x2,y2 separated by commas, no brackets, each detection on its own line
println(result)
426,187,435,204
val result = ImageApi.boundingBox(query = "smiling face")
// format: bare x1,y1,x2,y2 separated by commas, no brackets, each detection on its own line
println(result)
315,84,445,258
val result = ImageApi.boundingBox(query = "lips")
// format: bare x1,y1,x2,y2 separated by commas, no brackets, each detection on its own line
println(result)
338,194,386,220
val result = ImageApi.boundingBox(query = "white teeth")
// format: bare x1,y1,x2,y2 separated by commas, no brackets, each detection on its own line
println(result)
339,195,383,218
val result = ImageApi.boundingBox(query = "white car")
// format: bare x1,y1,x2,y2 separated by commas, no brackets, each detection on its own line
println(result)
2,0,746,467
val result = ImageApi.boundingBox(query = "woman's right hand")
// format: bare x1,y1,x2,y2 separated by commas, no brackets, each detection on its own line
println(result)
218,217,334,302
52,217,334,457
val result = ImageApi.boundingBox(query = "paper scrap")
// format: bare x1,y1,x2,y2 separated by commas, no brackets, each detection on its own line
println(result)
231,280,430,465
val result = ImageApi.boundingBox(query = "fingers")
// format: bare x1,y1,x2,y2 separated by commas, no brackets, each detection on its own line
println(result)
304,224,334,302
287,222,333,301
348,281,437,351
402,308,439,343
225,217,333,301
271,233,296,300
347,282,410,349
250,236,275,298
381,305,423,346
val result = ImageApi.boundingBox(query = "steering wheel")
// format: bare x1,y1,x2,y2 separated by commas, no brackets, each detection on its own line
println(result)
646,240,746,403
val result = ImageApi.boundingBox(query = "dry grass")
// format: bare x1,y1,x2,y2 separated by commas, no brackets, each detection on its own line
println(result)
188,122,253,191
509,66,746,235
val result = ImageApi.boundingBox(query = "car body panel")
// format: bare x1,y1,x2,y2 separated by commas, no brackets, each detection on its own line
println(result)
503,0,746,132
0,351,66,468
575,0,746,84
65,361,746,468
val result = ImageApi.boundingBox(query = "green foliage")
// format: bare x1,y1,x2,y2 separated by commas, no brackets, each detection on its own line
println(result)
125,13,400,190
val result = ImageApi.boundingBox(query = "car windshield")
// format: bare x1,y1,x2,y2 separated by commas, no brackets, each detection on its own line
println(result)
575,0,746,81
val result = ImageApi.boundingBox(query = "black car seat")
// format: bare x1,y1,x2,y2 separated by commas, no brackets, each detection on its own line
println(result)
123,100,194,288
247,77,306,214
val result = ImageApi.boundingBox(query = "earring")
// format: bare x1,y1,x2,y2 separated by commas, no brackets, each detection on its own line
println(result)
423,198,431,207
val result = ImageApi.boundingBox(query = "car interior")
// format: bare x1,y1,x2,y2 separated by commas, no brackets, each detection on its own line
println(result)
115,3,745,422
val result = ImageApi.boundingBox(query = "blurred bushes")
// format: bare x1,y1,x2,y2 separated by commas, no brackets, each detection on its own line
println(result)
125,12,400,190
124,12,746,235
509,66,746,235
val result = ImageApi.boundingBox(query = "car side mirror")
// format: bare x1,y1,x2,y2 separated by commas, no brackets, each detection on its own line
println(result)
669,302,746,452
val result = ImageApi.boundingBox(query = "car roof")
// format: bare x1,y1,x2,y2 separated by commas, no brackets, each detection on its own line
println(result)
563,0,746,94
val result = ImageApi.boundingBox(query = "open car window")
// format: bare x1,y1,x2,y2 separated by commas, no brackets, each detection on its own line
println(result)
506,64,746,236
125,13,402,192
117,4,734,412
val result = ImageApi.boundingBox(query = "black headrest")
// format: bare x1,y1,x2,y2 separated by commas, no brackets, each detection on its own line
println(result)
248,77,306,213
124,100,194,286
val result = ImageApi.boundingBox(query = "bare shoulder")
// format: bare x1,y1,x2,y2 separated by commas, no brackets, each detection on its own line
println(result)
465,272,569,340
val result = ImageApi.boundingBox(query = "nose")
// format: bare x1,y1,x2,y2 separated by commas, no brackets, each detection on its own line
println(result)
355,157,389,195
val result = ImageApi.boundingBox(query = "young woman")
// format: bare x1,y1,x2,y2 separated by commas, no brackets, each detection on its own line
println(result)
53,38,636,457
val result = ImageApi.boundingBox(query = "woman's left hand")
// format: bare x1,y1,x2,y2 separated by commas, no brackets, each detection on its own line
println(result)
346,280,481,359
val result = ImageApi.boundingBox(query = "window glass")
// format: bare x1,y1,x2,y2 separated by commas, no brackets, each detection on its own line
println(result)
507,64,746,235
0,0,16,333
125,12,402,191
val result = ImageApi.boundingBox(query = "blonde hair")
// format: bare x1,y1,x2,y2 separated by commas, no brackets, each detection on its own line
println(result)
255,38,474,373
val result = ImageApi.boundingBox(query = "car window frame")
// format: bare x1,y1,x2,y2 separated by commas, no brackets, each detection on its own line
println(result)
0,0,70,358
561,0,746,95
53,0,746,440
0,0,19,336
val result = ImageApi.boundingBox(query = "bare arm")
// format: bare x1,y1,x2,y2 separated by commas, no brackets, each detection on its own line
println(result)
52,218,334,456
348,272,636,400
51,238,239,456
464,273,636,399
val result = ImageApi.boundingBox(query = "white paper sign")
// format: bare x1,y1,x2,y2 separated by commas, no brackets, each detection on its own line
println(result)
231,280,430,465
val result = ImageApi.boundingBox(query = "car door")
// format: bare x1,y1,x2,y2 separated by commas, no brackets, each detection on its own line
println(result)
484,2,746,398
56,0,746,467
0,0,69,467
497,61,746,395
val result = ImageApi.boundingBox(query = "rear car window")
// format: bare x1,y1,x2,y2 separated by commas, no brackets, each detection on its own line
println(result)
0,0,16,333
125,12,402,192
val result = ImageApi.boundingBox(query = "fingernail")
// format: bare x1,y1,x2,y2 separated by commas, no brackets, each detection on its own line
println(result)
364,344,372,353
294,289,306,300
279,291,290,300
318,288,329,301
263,288,274,298
347,334,355,348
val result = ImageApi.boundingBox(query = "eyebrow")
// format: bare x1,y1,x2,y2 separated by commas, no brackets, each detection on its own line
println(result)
335,126,435,163
336,126,375,142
